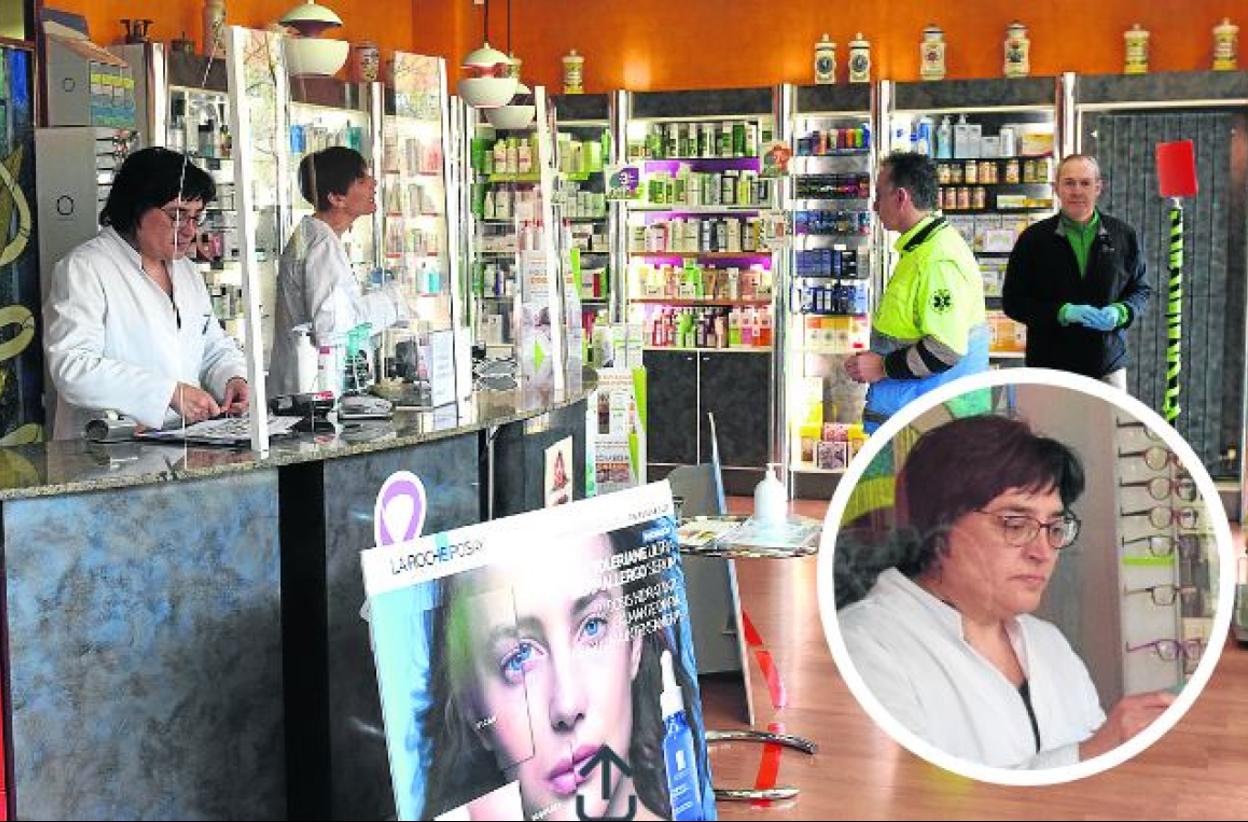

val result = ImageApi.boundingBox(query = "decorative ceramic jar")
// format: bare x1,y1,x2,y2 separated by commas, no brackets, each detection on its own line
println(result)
920,24,946,81
1004,21,1030,78
848,33,871,84
562,49,584,94
814,34,837,84
202,0,226,57
351,40,380,82
1213,18,1238,71
1124,24,1150,74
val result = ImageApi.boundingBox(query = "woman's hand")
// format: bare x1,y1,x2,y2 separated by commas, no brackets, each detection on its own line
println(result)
169,382,221,423
221,377,250,416
1079,690,1175,761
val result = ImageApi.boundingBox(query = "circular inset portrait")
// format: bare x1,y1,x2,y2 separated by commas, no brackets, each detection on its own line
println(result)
817,369,1234,785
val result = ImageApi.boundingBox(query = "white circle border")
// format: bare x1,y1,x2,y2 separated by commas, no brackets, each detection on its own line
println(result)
815,367,1236,786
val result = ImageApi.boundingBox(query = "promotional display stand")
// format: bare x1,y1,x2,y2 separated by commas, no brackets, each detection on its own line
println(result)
362,482,717,821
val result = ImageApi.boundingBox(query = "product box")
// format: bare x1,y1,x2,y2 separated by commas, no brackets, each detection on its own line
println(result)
816,439,850,470
946,215,976,249
1020,131,1055,157
974,215,1003,251
980,135,1001,158
996,193,1028,210
822,422,850,442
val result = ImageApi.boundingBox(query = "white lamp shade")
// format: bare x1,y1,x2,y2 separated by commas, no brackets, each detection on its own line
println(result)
484,104,536,129
463,43,511,73
284,37,350,76
280,0,343,37
458,75,519,109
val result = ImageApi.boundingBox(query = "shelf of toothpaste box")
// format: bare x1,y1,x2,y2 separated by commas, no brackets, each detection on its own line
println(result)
634,166,773,209
628,216,771,254
640,303,772,351
626,119,767,162
631,260,771,303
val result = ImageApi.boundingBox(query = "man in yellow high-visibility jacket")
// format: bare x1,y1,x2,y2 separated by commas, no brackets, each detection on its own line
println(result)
846,152,989,433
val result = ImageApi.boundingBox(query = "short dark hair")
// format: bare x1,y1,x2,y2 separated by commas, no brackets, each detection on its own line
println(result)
895,415,1085,576
298,146,368,210
882,151,938,211
99,147,216,234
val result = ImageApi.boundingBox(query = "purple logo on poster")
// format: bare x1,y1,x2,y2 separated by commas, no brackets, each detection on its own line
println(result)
374,471,428,547
610,166,640,197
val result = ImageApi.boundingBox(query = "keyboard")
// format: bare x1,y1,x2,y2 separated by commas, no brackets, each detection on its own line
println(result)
139,415,303,445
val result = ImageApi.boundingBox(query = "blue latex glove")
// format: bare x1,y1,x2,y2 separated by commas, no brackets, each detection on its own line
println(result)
1098,305,1124,330
1085,307,1120,332
1061,304,1102,328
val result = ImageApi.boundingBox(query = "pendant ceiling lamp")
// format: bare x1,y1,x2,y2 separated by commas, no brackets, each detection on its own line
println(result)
484,0,535,128
458,0,517,109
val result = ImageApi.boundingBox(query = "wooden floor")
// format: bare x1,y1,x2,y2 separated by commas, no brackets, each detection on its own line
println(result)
702,497,1248,820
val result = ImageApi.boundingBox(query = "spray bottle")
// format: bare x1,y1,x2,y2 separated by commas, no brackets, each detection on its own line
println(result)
660,649,702,820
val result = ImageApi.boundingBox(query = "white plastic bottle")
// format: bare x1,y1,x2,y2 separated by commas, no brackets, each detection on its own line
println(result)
753,462,787,524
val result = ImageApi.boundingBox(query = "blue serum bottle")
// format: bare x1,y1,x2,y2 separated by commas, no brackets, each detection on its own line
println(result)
661,649,703,820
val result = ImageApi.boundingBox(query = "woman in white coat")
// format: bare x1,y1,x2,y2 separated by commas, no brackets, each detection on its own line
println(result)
268,146,405,396
43,147,248,438
836,415,1175,769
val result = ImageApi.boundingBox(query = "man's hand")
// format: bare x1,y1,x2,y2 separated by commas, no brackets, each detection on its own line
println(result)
221,377,250,416
169,382,221,424
1079,690,1175,761
845,351,886,384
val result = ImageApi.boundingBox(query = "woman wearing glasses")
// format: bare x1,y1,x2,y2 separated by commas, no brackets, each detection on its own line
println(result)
837,415,1174,768
43,147,248,438
268,146,406,396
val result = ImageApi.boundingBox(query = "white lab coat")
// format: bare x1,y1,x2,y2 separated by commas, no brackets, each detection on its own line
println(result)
268,215,401,396
838,568,1107,769
43,227,247,438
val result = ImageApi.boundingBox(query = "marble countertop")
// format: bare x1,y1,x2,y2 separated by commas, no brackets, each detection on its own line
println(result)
0,370,597,502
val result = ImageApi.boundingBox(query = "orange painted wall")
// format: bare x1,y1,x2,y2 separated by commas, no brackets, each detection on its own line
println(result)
45,0,424,68
40,1,1245,92
449,0,1243,92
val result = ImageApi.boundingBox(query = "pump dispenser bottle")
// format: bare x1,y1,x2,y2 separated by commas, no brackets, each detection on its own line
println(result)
660,649,702,820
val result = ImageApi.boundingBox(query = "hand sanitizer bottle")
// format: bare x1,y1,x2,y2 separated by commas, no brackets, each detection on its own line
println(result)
661,649,703,821
753,462,787,524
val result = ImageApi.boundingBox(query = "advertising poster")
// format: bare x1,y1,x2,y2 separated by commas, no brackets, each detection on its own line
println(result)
591,367,647,496
545,435,573,508
362,483,717,821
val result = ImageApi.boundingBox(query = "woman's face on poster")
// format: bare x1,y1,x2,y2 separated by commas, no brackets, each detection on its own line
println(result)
459,534,643,820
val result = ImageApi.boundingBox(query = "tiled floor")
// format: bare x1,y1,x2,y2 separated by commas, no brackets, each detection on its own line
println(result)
702,498,1248,820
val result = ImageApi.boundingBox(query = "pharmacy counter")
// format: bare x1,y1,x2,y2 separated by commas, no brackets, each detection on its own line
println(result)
0,372,594,820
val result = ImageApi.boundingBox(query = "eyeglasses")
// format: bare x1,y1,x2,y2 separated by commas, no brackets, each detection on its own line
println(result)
1118,474,1198,502
1126,637,1204,663
1121,505,1201,530
971,510,1081,549
1121,533,1203,559
1124,583,1197,607
1118,445,1181,471
160,206,208,229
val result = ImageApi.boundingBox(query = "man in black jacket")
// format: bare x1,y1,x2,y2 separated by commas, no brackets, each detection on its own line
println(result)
1002,154,1151,389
